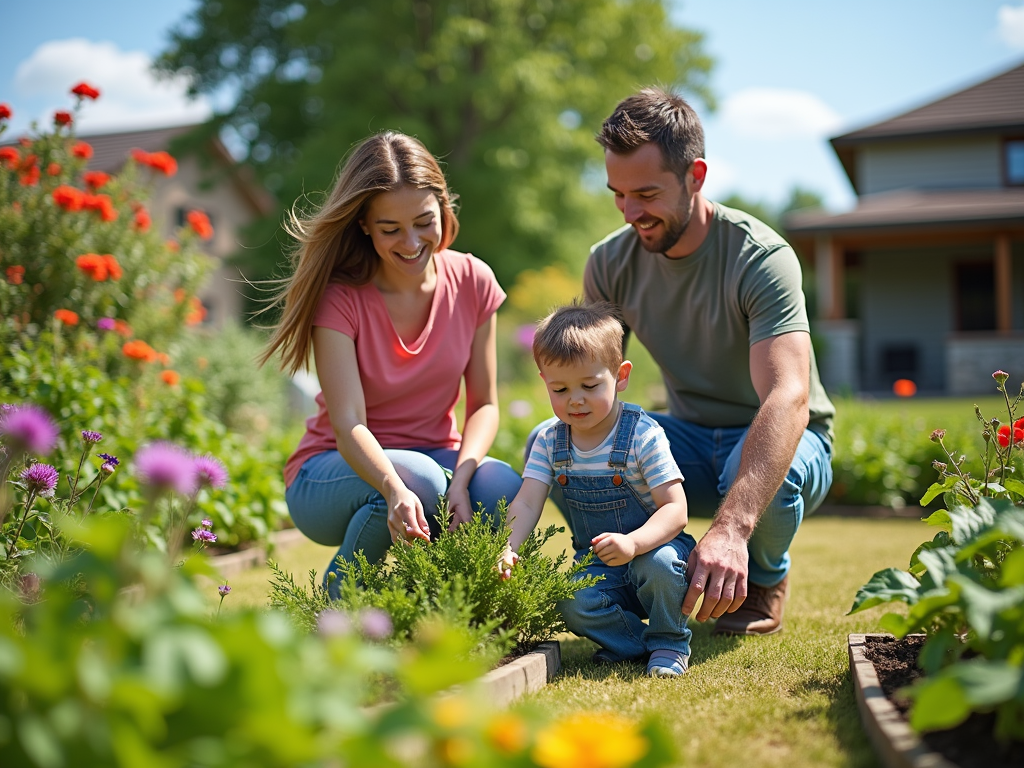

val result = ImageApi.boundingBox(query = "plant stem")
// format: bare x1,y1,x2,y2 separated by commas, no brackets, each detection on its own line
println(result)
68,446,88,503
6,490,37,559
939,437,979,506
85,474,107,516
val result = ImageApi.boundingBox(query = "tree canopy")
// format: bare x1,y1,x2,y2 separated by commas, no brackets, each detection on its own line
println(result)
156,0,714,294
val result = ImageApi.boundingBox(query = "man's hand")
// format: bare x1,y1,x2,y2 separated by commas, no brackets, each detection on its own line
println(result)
681,525,749,621
591,532,638,567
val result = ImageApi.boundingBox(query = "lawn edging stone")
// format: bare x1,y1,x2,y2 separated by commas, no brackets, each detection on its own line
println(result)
479,641,561,708
848,633,957,768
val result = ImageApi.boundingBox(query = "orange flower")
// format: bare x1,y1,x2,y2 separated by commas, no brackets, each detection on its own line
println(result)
113,319,132,337
54,309,79,326
486,713,529,754
160,370,181,386
173,288,187,303
83,170,110,189
47,162,61,176
130,148,177,175
71,141,93,159
156,352,171,366
166,239,180,253
76,253,109,281
186,297,207,325
54,110,73,126
122,339,158,362
103,254,122,281
53,185,86,211
133,207,151,232
0,146,18,168
70,82,100,100
83,193,117,222
6,266,25,285
186,210,214,240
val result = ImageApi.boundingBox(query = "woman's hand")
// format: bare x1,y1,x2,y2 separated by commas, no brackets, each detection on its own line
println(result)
385,480,430,544
446,483,474,531
496,544,519,580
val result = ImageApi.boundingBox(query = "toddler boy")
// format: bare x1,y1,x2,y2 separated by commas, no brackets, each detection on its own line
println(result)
503,301,695,677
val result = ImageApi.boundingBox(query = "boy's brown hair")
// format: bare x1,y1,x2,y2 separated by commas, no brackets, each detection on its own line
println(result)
533,300,624,373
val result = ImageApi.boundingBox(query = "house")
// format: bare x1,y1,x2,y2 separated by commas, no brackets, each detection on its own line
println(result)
81,124,275,328
785,61,1024,395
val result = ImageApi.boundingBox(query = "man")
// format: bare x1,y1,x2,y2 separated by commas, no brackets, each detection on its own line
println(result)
583,87,835,635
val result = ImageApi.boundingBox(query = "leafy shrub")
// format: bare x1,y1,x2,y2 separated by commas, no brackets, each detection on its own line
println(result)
270,501,600,651
849,371,1024,741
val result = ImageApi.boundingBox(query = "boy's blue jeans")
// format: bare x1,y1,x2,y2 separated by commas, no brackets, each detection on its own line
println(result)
285,448,522,596
527,415,833,589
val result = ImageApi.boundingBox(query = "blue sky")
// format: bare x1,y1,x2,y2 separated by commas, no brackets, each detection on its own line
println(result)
2,0,1023,212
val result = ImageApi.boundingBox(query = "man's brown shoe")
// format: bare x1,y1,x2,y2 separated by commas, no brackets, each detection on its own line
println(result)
712,576,789,636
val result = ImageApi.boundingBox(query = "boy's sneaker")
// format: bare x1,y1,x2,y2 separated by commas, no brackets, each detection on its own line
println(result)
646,650,688,678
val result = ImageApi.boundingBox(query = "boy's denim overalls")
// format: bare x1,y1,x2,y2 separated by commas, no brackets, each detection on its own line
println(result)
553,403,696,662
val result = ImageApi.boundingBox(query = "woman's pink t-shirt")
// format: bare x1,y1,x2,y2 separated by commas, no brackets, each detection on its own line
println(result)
283,249,505,487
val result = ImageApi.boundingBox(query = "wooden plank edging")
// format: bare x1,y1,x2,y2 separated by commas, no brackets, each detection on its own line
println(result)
848,633,957,768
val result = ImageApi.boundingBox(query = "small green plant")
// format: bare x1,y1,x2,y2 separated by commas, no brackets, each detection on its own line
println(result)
270,500,600,653
849,370,1024,742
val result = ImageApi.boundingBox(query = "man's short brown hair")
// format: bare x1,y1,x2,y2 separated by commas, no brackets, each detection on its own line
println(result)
533,300,624,373
596,87,705,181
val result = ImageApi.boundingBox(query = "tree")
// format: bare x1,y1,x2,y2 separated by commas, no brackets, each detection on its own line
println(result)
156,0,713,302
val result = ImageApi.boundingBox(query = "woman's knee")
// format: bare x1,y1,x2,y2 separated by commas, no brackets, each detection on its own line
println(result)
470,459,522,515
387,450,449,510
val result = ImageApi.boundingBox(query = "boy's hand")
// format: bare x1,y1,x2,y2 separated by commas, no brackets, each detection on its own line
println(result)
591,532,637,566
496,545,519,580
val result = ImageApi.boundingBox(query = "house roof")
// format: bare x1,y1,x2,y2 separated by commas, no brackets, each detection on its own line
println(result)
832,61,1024,146
784,188,1024,236
79,123,199,173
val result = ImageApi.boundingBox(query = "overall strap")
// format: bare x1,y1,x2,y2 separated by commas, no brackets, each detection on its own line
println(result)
552,419,572,469
608,403,642,469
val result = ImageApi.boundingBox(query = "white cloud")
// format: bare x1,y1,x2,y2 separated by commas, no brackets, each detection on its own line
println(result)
720,88,843,141
998,4,1024,48
13,38,211,131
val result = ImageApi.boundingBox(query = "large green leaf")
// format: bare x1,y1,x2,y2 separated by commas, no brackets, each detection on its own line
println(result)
947,575,1024,641
948,500,998,545
848,568,922,614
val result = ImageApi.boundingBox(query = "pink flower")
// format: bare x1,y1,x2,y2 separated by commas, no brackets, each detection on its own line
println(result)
134,442,197,495
0,405,59,456
193,454,228,489
20,463,59,497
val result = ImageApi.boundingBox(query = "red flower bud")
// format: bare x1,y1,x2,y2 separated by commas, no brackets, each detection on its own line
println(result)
53,110,73,126
70,82,100,100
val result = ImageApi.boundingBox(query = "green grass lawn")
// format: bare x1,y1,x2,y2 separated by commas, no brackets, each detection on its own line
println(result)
218,509,928,767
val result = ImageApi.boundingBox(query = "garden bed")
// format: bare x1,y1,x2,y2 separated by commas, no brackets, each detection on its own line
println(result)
849,633,1024,768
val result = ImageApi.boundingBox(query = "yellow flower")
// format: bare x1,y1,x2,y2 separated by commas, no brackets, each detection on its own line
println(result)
533,711,648,768
486,712,529,754
436,736,474,766
432,694,470,730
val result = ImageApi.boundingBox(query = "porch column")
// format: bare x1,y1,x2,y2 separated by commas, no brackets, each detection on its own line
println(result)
814,235,844,320
995,234,1012,333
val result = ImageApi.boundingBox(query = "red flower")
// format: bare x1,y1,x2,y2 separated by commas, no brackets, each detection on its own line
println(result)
156,352,171,366
82,193,117,222
0,103,11,120
54,309,79,326
186,297,207,325
113,319,132,337
70,82,100,100
166,239,180,253
160,370,181,386
5,266,25,285
53,185,86,211
102,254,122,281
133,207,151,232
54,110,73,126
996,425,1024,448
76,253,109,281
82,170,110,189
47,162,61,176
122,339,158,362
71,141,93,159
130,148,178,175
18,165,40,187
0,147,18,168
186,210,214,240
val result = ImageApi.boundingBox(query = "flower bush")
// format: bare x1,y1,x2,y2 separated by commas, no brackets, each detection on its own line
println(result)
849,370,1024,742
0,85,289,549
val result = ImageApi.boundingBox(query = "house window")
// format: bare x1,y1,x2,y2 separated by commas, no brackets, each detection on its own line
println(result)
954,262,995,331
1006,139,1024,186
880,344,918,381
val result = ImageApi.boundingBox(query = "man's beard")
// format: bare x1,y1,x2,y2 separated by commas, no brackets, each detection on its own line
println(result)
637,194,694,254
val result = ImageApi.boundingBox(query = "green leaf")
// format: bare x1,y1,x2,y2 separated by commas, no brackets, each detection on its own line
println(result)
948,500,998,545
1003,478,1024,499
909,676,971,731
915,547,958,589
946,575,1024,640
848,568,922,614
920,477,958,507
999,547,1024,587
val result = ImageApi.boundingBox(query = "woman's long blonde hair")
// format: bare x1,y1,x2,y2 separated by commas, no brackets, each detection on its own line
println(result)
258,132,459,374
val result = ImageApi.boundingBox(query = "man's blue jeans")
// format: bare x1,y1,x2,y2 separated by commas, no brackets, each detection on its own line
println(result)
527,415,832,588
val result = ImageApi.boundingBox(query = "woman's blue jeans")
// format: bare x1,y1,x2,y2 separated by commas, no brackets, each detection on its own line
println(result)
286,448,522,595
527,415,833,589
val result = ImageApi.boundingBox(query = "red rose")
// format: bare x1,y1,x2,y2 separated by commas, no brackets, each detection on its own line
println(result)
18,165,40,187
133,207,151,232
102,254,122,281
47,162,61,176
70,82,100,100
82,170,110,189
0,146,19,169
54,110,73,126
0,103,11,120
996,424,1024,448
71,141,93,159
76,253,109,281
130,148,177,175
53,185,86,211
83,193,117,222
186,209,214,240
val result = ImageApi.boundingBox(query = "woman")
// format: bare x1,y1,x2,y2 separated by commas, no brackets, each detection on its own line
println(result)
260,132,522,589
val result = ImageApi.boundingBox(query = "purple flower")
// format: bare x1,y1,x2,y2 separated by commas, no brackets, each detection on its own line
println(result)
0,405,59,456
192,454,228,489
359,608,393,640
20,463,59,497
81,430,103,444
201,518,213,528
317,609,352,638
218,584,231,596
191,528,217,543
97,318,116,331
134,442,196,495
98,453,119,474
516,324,536,350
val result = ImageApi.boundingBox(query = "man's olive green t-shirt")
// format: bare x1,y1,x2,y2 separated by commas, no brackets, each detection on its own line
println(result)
583,202,835,440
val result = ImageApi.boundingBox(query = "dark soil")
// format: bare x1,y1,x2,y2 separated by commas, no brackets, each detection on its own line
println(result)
863,635,1024,768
